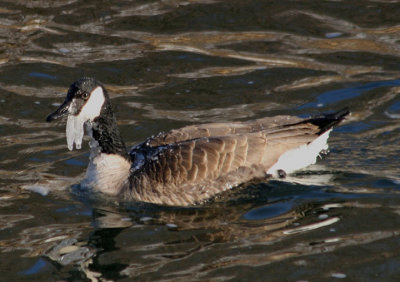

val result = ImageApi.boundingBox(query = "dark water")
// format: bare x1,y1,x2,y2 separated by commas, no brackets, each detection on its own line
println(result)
1,0,400,281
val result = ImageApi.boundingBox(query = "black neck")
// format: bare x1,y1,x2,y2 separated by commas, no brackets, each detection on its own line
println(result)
90,100,129,160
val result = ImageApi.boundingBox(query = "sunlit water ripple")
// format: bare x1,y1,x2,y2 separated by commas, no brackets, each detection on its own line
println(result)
0,0,400,281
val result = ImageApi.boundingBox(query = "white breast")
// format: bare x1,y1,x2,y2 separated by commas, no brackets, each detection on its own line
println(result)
81,153,131,196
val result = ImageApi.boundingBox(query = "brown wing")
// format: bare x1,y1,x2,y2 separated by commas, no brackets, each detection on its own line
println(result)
129,122,319,205
127,108,349,205
143,115,304,147
168,123,318,182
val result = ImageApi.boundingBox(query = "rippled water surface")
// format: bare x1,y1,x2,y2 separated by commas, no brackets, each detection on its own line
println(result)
1,0,400,280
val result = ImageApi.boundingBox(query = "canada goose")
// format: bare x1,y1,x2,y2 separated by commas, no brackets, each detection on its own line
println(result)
46,77,349,206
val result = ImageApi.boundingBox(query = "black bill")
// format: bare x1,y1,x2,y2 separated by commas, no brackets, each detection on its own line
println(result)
46,99,71,122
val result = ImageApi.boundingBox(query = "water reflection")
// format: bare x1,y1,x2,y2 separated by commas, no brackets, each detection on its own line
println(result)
1,0,400,280
77,195,400,280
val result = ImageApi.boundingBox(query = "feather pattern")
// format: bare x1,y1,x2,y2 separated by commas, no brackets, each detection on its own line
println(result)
46,77,350,206
125,115,344,206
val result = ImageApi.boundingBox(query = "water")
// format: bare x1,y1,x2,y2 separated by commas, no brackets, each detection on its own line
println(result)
1,0,400,280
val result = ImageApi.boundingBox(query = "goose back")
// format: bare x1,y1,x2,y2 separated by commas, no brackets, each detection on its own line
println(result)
126,115,328,206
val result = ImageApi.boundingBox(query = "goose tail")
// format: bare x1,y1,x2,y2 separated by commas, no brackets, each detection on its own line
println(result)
307,107,350,134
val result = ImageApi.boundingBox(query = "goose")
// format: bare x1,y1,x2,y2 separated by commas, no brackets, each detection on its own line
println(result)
46,77,349,206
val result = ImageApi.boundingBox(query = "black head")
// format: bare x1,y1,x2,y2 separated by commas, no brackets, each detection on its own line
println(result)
46,77,108,122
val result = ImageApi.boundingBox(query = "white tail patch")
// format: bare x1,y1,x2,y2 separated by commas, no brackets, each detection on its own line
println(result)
267,129,331,177
66,86,105,150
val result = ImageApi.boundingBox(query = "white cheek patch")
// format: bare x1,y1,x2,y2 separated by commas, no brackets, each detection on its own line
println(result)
79,87,105,121
66,86,105,151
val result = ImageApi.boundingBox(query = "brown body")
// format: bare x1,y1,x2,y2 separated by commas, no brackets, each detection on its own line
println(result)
124,115,332,206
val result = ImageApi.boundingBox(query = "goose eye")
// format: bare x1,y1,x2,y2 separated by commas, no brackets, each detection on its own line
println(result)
82,92,89,99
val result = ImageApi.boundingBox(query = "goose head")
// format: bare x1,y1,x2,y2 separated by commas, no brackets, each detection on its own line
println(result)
46,77,109,151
